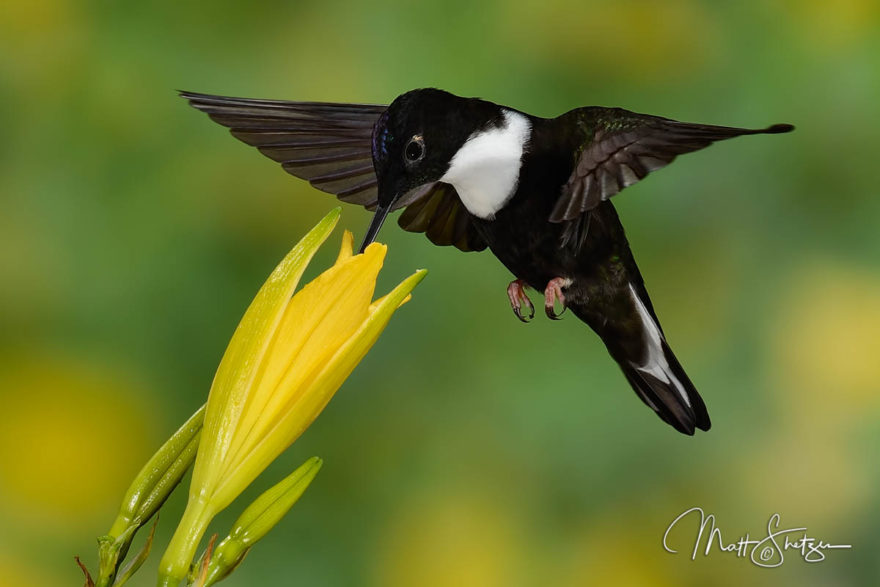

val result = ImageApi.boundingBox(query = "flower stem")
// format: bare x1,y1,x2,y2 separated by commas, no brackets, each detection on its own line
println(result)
157,498,215,587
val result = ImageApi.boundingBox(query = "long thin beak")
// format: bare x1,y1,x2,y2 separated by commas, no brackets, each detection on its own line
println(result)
358,203,391,253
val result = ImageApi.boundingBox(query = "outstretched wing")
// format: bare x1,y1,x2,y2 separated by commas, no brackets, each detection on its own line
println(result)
181,91,385,207
181,91,486,252
550,107,794,222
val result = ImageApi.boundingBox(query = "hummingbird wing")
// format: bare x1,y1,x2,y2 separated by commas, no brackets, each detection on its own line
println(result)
550,107,794,223
181,91,486,252
180,91,385,207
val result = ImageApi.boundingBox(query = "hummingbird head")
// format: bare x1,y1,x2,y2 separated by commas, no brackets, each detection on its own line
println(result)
360,88,501,252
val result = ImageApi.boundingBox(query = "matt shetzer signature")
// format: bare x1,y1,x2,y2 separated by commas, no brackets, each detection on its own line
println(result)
663,507,852,568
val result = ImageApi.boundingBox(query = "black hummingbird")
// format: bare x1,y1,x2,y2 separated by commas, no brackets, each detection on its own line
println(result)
181,88,793,435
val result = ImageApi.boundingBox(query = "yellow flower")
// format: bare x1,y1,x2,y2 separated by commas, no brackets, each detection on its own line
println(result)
158,208,426,585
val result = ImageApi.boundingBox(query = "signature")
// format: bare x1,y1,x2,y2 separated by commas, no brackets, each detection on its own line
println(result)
663,507,852,567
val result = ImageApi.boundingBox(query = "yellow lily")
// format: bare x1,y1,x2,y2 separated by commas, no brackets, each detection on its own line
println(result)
158,208,426,585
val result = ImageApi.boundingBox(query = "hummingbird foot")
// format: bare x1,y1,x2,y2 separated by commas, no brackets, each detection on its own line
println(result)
544,277,571,320
507,279,535,323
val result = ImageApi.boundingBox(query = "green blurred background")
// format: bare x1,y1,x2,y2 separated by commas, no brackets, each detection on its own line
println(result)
1,0,879,585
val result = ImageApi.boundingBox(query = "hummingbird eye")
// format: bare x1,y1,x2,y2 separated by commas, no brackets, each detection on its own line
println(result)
404,135,425,164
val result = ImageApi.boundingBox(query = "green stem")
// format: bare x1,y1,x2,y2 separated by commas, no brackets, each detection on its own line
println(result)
157,498,215,587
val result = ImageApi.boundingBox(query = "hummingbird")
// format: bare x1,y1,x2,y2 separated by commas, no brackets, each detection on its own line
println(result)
181,88,793,435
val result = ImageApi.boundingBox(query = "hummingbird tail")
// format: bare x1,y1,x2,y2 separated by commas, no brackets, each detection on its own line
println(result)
616,338,711,436
569,283,711,435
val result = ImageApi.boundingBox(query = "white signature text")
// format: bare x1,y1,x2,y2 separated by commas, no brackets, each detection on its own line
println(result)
663,507,851,567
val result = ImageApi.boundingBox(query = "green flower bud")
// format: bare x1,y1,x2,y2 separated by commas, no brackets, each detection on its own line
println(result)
200,457,322,586
95,405,205,587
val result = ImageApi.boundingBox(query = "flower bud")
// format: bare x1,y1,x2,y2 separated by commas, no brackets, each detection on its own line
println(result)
199,457,323,586
95,405,205,587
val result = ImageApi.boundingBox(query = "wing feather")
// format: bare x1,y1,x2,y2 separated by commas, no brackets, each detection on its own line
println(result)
182,90,384,207
397,184,487,251
550,107,793,222
181,91,485,252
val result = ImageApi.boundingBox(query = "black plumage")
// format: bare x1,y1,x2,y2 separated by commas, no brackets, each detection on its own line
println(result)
181,88,793,435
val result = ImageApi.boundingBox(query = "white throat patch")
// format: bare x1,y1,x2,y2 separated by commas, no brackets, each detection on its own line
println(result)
439,109,531,220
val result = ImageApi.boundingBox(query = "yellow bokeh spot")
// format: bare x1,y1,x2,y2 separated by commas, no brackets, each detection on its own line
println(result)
770,260,880,413
0,0,75,37
0,0,87,91
0,552,60,587
560,515,677,587
0,354,156,532
737,431,872,528
374,490,523,587
502,0,715,80
751,260,879,523
784,0,880,50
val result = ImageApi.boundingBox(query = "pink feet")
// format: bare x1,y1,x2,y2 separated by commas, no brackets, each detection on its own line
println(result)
544,277,570,320
507,279,535,323
507,277,571,322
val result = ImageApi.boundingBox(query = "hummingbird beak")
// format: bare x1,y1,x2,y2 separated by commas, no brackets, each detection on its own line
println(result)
358,202,392,253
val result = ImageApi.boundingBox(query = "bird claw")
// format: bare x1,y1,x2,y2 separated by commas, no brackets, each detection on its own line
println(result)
507,279,535,323
544,277,569,320
545,305,564,320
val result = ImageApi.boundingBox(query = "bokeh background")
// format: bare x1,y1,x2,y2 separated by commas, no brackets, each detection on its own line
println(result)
1,0,879,585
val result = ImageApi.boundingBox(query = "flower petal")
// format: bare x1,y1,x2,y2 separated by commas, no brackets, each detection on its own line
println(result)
216,243,388,497
211,269,426,507
190,208,340,502
335,230,354,264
